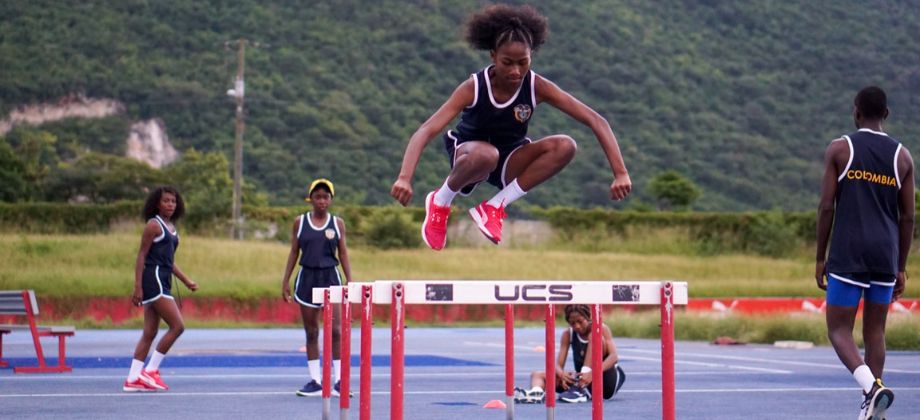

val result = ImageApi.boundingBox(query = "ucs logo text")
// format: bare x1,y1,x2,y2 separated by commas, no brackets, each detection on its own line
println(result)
494,284,574,302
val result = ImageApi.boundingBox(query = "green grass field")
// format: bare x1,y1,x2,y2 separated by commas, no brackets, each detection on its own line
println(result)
3,233,919,299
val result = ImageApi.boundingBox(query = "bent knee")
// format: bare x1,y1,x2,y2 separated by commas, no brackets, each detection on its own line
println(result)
553,135,578,159
456,145,500,168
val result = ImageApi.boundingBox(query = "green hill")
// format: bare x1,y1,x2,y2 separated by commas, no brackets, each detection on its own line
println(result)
2,0,919,210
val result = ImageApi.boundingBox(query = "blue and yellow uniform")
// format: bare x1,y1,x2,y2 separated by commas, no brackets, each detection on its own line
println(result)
826,128,903,306
443,65,537,194
141,215,178,304
293,212,343,307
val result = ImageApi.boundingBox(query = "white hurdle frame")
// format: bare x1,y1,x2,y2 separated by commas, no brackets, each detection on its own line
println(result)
315,280,688,420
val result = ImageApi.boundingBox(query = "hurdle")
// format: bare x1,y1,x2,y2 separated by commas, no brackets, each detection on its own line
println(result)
316,280,688,420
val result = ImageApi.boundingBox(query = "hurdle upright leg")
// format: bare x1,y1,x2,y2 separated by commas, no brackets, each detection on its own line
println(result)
360,284,373,420
545,304,555,420
391,282,405,420
591,304,603,420
340,287,352,420
661,282,676,420
505,304,515,420
322,289,333,420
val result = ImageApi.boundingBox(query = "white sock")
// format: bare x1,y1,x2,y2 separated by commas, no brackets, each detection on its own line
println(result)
531,386,544,393
333,359,341,382
487,179,526,208
145,351,166,372
308,359,322,384
127,359,144,382
433,180,458,207
853,364,875,393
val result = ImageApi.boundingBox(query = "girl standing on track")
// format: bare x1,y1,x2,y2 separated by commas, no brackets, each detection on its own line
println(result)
281,179,353,397
515,304,625,404
124,186,198,392
391,3,631,250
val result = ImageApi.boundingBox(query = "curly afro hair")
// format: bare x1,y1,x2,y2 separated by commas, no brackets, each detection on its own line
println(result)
464,4,548,52
142,185,185,221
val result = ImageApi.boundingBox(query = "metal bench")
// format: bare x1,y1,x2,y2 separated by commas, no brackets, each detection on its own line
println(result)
0,290,76,373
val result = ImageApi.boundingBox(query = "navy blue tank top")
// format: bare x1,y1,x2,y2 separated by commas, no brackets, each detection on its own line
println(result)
827,129,903,276
570,328,589,372
298,212,340,268
452,66,536,148
145,215,178,270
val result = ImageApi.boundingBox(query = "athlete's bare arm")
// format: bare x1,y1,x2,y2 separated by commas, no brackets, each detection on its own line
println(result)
391,79,476,206
534,75,631,200
336,217,352,284
895,146,915,300
815,138,850,290
281,216,301,302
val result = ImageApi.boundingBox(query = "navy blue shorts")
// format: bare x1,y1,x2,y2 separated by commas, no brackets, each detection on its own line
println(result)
443,130,531,195
826,272,895,306
142,265,173,304
294,266,343,308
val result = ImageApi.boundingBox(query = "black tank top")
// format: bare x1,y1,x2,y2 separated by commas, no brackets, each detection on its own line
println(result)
570,328,589,372
297,212,340,268
144,215,178,270
453,66,536,147
827,129,903,276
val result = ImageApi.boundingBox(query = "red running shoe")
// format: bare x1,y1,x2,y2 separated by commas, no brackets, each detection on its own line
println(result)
123,377,156,392
140,369,169,391
422,190,451,250
469,201,505,244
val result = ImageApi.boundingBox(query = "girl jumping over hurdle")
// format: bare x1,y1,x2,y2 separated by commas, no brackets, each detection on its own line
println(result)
281,179,353,397
391,3,631,250
515,304,625,404
124,186,198,392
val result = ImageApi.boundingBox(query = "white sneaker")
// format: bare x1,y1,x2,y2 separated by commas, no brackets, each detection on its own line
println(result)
858,379,894,420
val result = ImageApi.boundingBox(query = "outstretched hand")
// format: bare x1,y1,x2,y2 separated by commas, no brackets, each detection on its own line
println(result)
610,173,632,200
391,178,414,207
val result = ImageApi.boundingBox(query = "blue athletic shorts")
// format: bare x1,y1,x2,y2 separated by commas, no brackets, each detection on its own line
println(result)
826,273,895,307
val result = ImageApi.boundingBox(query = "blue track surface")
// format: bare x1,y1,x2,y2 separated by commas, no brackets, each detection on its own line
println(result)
2,328,919,419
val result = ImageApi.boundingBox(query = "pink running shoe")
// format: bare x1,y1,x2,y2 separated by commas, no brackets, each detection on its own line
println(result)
469,201,506,244
123,377,156,392
140,369,169,391
422,190,451,250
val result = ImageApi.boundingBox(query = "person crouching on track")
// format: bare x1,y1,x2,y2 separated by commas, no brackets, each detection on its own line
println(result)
515,304,625,404
281,179,353,397
124,186,198,392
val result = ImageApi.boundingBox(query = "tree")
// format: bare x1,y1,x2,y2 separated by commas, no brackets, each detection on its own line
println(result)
163,148,267,221
0,140,34,201
44,152,165,202
649,171,702,211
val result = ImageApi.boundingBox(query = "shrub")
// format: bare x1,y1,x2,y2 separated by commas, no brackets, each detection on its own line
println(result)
365,209,420,249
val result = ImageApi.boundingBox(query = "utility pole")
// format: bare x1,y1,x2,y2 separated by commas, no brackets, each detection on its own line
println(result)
226,38,247,240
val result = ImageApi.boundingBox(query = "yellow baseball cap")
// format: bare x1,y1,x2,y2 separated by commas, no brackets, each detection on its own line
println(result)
305,178,335,202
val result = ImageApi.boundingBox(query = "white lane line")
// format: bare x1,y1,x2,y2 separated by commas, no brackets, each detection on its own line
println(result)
626,355,792,374
623,349,920,374
3,387,920,398
0,370,782,381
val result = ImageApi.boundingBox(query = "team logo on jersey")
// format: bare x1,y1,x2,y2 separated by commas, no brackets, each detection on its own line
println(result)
325,228,336,239
513,104,532,123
